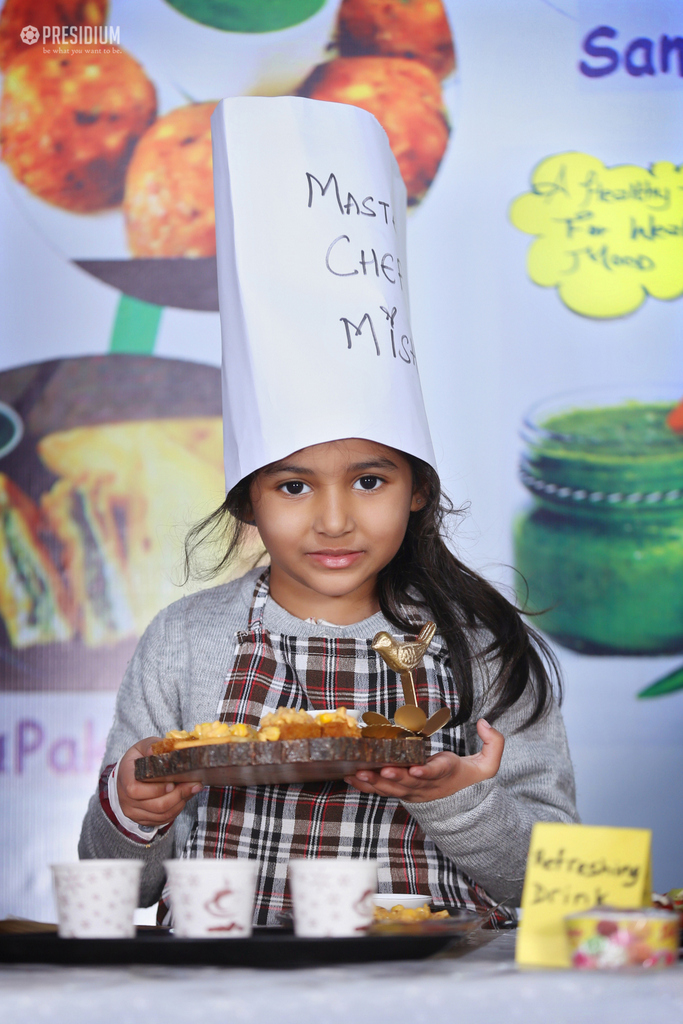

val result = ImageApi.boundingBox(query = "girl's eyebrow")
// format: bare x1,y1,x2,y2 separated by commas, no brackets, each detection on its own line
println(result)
262,457,399,477
349,458,399,473
261,462,311,477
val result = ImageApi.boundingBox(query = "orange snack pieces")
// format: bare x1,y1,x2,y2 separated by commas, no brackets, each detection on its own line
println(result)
260,706,361,739
151,708,362,752
0,0,108,70
373,903,449,923
300,57,449,205
151,721,258,754
338,0,456,80
0,43,156,212
316,707,362,738
260,707,322,740
124,102,216,257
666,400,683,433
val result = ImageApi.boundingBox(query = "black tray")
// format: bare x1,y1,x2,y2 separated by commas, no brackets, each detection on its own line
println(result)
0,926,469,969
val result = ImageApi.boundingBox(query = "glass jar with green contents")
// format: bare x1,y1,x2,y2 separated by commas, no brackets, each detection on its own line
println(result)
514,387,683,655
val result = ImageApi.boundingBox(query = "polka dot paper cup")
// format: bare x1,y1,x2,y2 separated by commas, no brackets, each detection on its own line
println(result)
565,907,680,969
51,860,143,938
164,859,258,938
288,858,377,937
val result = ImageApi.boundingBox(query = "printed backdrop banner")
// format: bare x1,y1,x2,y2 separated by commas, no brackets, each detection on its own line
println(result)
0,0,681,921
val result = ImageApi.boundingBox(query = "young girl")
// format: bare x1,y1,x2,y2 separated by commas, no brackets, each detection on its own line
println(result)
79,97,578,924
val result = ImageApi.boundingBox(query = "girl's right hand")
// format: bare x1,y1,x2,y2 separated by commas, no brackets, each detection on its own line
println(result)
117,738,203,827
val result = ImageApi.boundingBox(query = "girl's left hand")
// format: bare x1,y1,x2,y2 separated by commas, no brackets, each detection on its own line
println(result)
344,719,504,803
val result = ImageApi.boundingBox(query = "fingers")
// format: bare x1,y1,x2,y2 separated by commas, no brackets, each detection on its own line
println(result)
344,769,409,798
344,774,381,795
123,779,175,802
120,778,203,825
119,785,203,826
344,765,435,800
116,737,206,826
405,752,457,781
475,718,505,779
126,779,201,803
125,737,163,758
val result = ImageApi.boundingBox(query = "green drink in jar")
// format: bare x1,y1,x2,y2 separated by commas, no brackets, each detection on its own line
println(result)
514,388,683,655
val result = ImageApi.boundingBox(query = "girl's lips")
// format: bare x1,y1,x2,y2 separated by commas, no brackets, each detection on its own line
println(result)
307,550,364,569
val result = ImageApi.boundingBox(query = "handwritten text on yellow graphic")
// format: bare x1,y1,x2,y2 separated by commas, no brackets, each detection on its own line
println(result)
510,154,683,318
516,823,652,968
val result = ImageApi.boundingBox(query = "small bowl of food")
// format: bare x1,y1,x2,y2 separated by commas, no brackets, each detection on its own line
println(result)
371,896,454,932
373,893,432,911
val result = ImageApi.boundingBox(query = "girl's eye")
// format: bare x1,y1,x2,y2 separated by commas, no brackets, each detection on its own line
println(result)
354,475,382,491
280,481,311,495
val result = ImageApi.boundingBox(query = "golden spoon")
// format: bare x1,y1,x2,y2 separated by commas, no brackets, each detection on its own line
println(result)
419,707,452,737
361,724,414,739
362,711,392,727
393,704,427,732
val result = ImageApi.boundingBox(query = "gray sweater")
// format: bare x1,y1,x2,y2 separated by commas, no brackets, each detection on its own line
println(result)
79,568,579,907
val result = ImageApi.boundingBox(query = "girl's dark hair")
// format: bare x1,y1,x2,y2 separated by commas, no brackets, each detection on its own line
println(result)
184,457,560,729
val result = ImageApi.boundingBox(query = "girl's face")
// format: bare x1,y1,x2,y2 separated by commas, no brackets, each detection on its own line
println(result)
248,438,423,623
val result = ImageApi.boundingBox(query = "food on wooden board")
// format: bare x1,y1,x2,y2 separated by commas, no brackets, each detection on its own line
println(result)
150,707,362,754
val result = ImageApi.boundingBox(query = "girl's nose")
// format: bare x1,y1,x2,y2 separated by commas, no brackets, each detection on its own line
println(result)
313,489,354,537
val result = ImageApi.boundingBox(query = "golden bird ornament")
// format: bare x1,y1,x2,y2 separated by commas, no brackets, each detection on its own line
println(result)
371,622,437,673
363,621,451,738
372,622,437,708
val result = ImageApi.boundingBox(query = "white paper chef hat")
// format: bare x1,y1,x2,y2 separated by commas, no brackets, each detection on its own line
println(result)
211,95,436,493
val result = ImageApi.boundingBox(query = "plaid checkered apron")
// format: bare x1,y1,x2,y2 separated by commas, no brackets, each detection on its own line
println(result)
175,570,507,925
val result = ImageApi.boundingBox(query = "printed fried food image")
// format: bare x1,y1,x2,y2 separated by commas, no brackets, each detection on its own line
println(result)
338,0,456,79
36,418,260,647
124,102,216,257
0,44,156,212
0,0,108,70
300,57,449,204
0,473,75,647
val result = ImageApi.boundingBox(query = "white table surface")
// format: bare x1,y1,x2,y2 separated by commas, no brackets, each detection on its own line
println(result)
1,931,682,1024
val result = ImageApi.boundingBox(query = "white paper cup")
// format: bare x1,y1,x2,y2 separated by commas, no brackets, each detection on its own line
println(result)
51,860,143,938
164,859,258,938
289,858,377,937
373,893,432,911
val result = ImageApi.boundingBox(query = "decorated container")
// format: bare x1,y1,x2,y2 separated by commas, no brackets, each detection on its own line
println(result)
565,907,679,969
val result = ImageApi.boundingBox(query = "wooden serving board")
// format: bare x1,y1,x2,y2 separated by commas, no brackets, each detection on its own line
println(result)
134,736,425,787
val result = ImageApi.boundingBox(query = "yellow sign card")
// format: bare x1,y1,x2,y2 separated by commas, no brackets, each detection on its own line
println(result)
516,823,652,968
